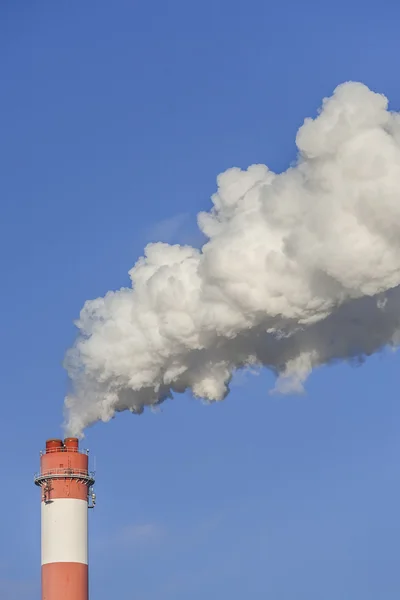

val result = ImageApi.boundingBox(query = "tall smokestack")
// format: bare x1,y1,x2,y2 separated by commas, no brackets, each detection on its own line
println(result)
34,438,96,600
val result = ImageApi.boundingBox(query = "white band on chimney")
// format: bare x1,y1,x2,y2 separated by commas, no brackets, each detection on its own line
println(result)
41,499,88,565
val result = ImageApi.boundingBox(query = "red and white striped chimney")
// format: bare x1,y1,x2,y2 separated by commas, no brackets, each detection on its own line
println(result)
34,437,95,600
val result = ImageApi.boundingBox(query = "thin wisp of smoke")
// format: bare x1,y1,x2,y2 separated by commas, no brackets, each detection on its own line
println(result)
64,82,400,436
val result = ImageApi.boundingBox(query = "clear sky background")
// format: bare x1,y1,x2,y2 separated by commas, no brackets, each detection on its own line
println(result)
1,1,400,598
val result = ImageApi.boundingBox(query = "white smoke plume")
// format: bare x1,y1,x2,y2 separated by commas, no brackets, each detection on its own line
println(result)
64,82,400,436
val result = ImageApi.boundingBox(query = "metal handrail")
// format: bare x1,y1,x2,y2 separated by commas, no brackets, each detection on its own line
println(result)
36,468,94,477
34,468,95,487
40,448,89,455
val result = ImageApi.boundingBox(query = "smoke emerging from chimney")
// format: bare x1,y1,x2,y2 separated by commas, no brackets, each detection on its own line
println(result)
64,82,400,436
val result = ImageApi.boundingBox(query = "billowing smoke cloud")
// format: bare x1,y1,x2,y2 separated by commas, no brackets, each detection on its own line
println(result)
64,82,400,436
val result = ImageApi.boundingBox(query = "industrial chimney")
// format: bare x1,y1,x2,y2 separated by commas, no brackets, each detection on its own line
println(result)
34,438,96,600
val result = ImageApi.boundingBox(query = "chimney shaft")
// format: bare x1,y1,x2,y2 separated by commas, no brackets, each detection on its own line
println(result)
34,438,95,600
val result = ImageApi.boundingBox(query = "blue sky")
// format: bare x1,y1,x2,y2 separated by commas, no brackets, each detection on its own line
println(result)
1,1,399,598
